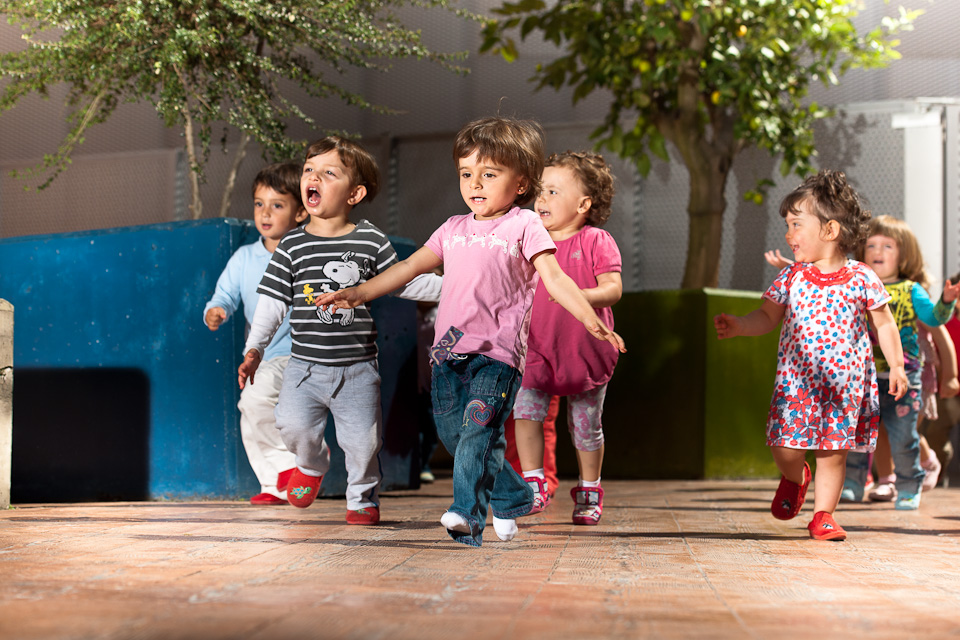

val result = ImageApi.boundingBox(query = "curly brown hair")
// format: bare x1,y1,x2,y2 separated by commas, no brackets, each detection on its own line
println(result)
453,116,544,207
779,169,871,255
544,151,615,227
855,215,928,288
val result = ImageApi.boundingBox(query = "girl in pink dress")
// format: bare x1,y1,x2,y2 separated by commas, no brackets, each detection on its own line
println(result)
715,170,907,541
512,151,622,525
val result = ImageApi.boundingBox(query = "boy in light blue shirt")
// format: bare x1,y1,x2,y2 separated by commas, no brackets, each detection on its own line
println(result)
204,162,311,505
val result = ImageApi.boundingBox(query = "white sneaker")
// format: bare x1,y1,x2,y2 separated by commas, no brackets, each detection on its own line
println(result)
440,511,471,534
492,516,517,541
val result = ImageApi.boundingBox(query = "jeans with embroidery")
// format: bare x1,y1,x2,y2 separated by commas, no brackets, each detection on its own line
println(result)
845,370,925,499
431,354,533,546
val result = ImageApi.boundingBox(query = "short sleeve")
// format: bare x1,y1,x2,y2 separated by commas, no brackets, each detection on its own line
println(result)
374,232,399,278
762,263,798,306
520,210,556,261
257,241,295,304
591,228,622,276
861,266,892,310
424,220,448,261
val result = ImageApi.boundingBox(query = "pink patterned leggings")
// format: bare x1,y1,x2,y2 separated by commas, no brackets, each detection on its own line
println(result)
513,384,607,452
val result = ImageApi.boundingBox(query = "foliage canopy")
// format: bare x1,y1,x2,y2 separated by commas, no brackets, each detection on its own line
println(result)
482,0,919,287
1,0,468,217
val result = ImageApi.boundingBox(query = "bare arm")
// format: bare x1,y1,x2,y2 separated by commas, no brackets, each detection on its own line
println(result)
580,271,622,308
532,250,626,353
870,303,907,400
926,321,959,397
714,299,785,339
315,246,442,311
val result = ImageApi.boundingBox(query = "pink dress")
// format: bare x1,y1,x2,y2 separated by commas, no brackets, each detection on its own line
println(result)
521,225,621,395
763,260,890,451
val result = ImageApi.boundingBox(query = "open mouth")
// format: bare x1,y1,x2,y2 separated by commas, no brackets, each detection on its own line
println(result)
539,209,551,218
306,186,320,207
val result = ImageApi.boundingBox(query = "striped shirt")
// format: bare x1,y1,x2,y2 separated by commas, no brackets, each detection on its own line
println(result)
257,220,398,365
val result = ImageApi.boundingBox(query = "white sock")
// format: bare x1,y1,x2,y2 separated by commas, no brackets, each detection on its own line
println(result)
580,477,601,488
440,511,471,534
523,469,545,480
492,516,518,541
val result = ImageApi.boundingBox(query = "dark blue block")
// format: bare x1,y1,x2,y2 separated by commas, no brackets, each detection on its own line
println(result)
0,219,419,501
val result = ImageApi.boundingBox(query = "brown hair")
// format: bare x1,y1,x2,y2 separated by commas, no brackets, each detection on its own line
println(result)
304,136,380,203
779,169,870,255
251,162,303,208
544,151,616,226
855,215,928,288
453,116,544,207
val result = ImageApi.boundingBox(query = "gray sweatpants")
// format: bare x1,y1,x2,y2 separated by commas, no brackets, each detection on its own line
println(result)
274,357,383,510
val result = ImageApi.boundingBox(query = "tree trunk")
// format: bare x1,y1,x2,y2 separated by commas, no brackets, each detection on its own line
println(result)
680,156,729,289
218,131,250,218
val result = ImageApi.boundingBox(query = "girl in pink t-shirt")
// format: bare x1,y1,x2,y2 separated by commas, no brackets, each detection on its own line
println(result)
512,151,622,525
315,117,625,547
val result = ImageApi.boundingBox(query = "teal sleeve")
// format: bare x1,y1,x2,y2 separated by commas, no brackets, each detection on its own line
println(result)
912,282,956,326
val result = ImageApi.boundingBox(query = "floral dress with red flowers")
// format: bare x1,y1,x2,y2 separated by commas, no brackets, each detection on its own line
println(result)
763,260,891,451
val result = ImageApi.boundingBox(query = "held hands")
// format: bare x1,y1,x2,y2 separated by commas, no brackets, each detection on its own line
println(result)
713,313,742,340
887,365,908,401
943,279,960,304
238,349,262,389
764,250,794,270
205,307,227,331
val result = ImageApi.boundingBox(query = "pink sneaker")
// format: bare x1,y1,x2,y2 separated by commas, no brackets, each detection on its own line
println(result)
922,454,942,491
526,476,551,514
571,485,604,525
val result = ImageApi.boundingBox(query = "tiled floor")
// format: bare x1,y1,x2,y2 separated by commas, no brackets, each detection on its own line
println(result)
3,476,960,639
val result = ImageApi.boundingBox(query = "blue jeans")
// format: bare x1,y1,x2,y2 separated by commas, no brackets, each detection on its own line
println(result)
845,370,925,499
431,354,533,546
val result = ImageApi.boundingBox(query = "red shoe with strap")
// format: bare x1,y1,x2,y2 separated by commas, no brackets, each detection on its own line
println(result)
771,461,811,520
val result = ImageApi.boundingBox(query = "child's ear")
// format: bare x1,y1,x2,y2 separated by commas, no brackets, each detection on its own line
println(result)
295,206,308,223
347,185,367,206
516,177,529,196
577,196,593,216
822,220,841,241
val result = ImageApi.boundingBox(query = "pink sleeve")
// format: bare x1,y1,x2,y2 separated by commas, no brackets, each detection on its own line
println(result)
521,211,556,261
424,220,448,261
591,228,622,276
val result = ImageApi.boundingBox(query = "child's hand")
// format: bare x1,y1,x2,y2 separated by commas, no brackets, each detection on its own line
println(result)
941,376,960,399
583,318,627,353
887,365,908,401
205,307,227,331
764,250,794,270
315,287,365,312
714,313,742,339
943,279,960,304
238,349,262,389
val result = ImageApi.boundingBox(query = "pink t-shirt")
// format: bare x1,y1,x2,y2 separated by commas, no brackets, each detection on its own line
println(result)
425,206,556,371
521,225,621,395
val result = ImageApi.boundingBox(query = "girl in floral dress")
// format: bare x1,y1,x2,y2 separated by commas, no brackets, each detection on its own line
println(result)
715,170,907,541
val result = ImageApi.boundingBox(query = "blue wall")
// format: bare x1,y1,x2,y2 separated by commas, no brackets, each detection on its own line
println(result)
0,219,420,501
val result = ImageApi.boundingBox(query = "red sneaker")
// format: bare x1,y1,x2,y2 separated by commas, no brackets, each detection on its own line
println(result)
807,511,847,541
249,493,288,506
771,461,812,520
286,469,322,508
346,506,380,525
525,476,552,514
